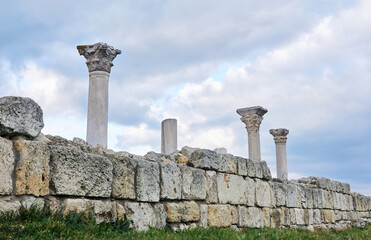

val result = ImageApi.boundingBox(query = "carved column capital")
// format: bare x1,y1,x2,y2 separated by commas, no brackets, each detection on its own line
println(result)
269,128,289,144
237,106,268,133
77,42,121,73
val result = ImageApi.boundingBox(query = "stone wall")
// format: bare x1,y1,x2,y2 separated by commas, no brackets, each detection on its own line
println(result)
0,135,370,231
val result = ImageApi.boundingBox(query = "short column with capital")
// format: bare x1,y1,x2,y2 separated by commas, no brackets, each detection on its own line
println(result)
77,42,121,148
236,106,268,161
269,128,289,181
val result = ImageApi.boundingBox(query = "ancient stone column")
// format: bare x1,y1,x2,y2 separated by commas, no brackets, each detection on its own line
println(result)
236,106,268,161
77,42,121,148
161,118,177,155
269,128,289,181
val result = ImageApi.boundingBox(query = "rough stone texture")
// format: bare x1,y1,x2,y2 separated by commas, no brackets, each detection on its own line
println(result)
45,196,61,213
136,160,160,202
208,205,232,227
245,177,256,206
261,161,272,180
50,146,113,197
0,96,44,138
230,205,239,225
199,204,208,227
0,199,21,213
166,201,200,222
324,190,334,209
255,179,272,207
188,149,218,170
286,184,298,208
0,137,14,195
238,206,264,228
20,196,45,209
323,209,335,223
153,203,167,229
313,209,322,224
160,162,181,200
263,208,271,227
14,139,50,196
205,171,218,203
289,208,305,225
217,173,247,204
236,156,247,176
246,159,262,178
92,200,117,223
108,155,137,199
179,146,199,159
181,166,206,200
125,202,157,231
217,153,237,174
62,198,93,215
272,182,287,207
116,202,126,220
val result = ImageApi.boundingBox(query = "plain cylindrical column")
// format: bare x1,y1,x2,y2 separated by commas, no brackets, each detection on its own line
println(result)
269,128,289,181
236,106,268,161
77,42,121,148
161,119,177,155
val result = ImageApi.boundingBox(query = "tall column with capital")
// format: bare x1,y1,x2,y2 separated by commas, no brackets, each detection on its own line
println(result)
77,42,121,148
237,106,268,161
269,128,289,181
161,118,177,155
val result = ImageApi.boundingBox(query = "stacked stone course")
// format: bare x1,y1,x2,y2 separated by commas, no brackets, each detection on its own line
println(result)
0,134,370,231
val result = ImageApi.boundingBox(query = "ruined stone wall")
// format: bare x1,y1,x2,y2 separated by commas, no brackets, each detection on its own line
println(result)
0,135,370,231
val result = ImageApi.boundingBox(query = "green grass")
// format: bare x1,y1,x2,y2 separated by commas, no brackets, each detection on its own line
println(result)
0,205,370,240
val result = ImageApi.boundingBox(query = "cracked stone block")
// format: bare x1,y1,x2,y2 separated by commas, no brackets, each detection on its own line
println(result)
246,177,256,206
181,166,206,200
238,206,264,228
272,182,287,207
286,184,298,208
166,201,200,222
188,149,218,170
0,137,14,195
50,146,113,197
205,171,218,203
236,156,247,176
136,160,160,202
125,202,157,231
260,161,272,180
255,179,272,207
217,153,237,174
208,204,232,227
246,159,262,178
217,173,247,204
160,162,181,200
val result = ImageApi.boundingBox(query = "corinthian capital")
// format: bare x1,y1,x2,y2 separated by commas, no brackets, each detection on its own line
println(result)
77,42,121,73
269,128,289,143
237,106,268,133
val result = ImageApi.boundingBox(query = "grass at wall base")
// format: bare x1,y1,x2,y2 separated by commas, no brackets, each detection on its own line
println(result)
0,205,369,240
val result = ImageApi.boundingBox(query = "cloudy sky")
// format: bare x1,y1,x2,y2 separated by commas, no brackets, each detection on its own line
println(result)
1,0,370,195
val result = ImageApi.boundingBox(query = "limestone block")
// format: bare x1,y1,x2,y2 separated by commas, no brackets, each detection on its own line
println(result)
236,156,247,176
291,208,305,225
160,162,181,200
286,184,298,208
109,155,137,199
245,177,256,206
314,189,325,209
153,203,166,229
50,146,113,197
181,166,206,200
116,202,126,220
0,96,44,138
0,199,21,213
166,201,200,222
347,194,354,211
205,171,218,203
125,202,157,231
136,160,160,202
270,208,283,228
21,196,45,209
217,173,247,204
296,185,306,208
188,149,218,170
199,204,208,227
208,204,232,227
238,206,264,228
180,146,199,159
323,210,335,223
246,159,262,178
255,179,272,207
323,190,334,209
230,205,239,225
272,182,287,207
92,200,117,223
218,153,237,174
62,199,93,215
262,208,271,227
334,192,342,210
0,137,14,195
14,139,50,196
334,210,342,221
316,177,332,190
260,161,272,180
353,194,368,211
304,209,314,225
45,196,61,213
282,207,291,226
304,187,314,209
312,209,322,224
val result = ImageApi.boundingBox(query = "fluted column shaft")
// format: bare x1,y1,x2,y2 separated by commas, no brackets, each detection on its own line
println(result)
270,128,289,181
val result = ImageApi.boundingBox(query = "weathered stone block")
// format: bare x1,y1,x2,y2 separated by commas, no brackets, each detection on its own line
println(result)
160,162,181,200
246,177,255,206
181,166,206,200
14,139,50,196
289,208,305,225
238,206,264,228
304,187,314,209
0,137,14,195
0,199,21,213
272,182,287,207
260,161,272,180
246,159,262,178
217,173,247,204
323,209,335,223
255,179,272,207
188,149,218,170
199,204,208,228
262,208,271,227
50,146,113,197
166,201,200,222
208,204,232,227
236,156,247,176
20,196,45,209
353,193,368,211
270,208,283,228
109,155,137,199
136,160,160,202
333,192,342,210
286,184,298,208
205,171,218,203
312,209,322,224
153,203,166,228
92,200,117,223
218,153,237,174
62,198,93,215
296,185,306,208
230,205,239,225
125,202,158,231
323,190,334,209
304,209,314,225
